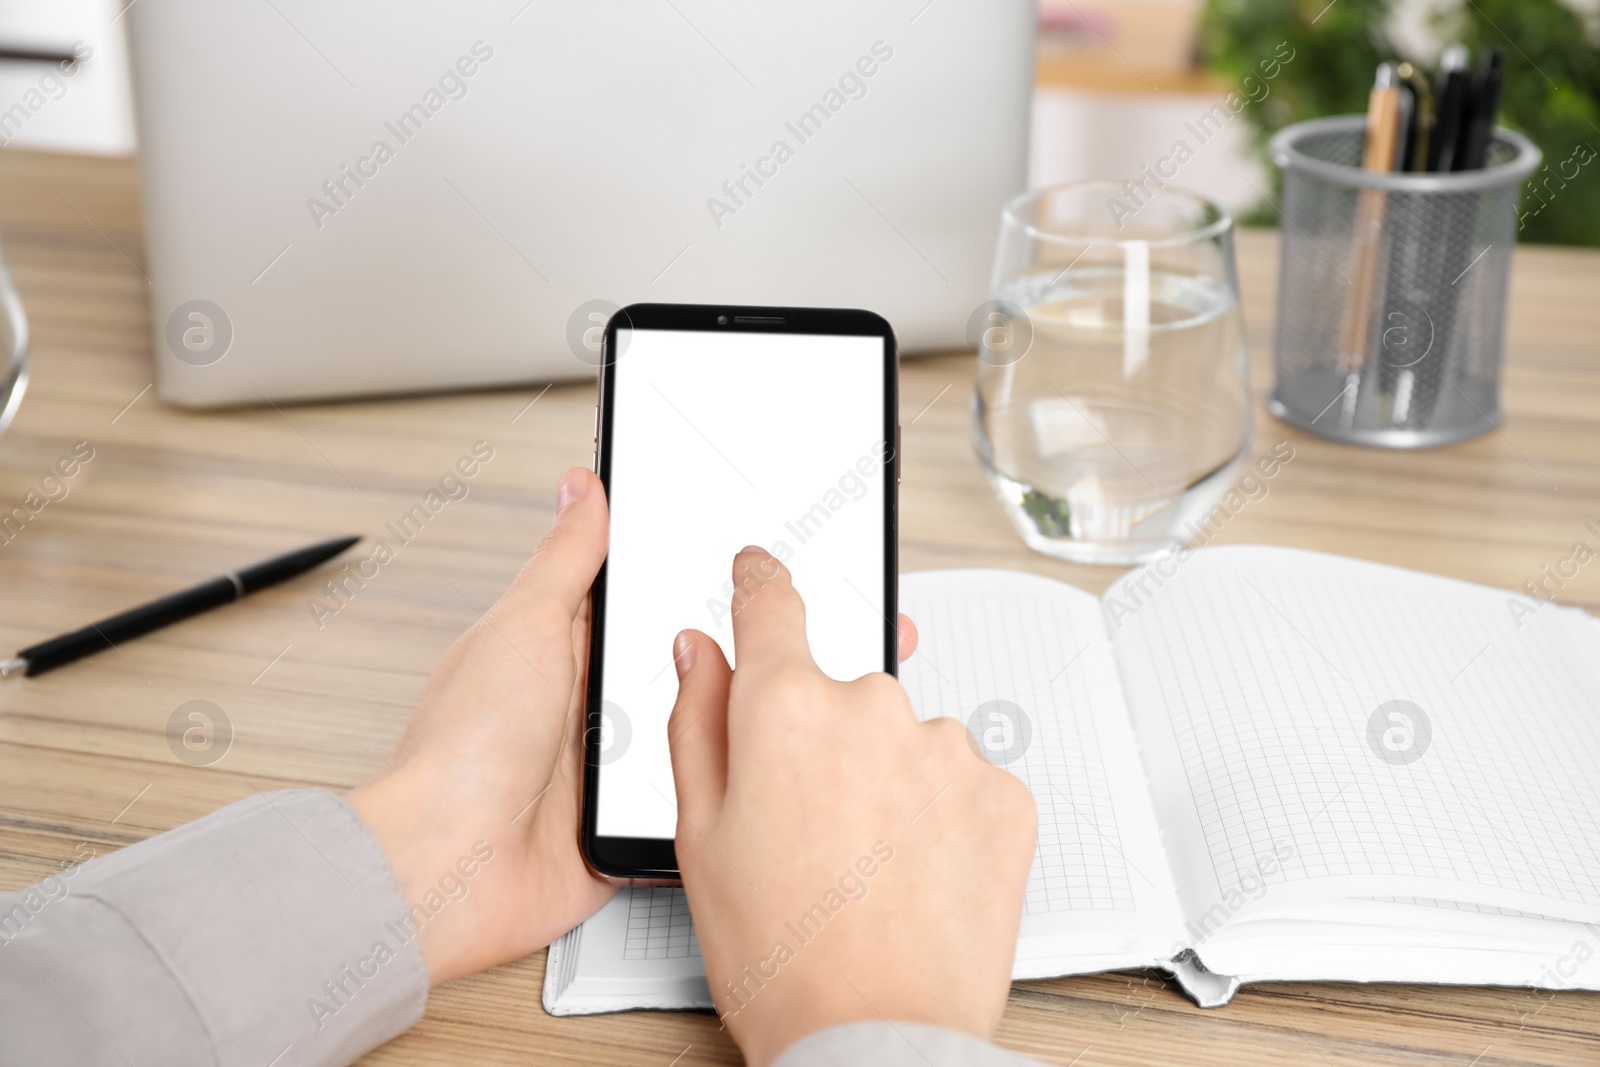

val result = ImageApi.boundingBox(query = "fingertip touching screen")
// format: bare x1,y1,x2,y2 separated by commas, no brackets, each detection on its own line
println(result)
595,326,892,842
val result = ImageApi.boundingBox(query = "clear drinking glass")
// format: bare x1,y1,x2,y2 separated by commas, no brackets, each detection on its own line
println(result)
0,241,26,440
972,183,1251,565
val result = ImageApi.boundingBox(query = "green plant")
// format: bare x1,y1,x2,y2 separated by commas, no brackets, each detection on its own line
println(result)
1199,0,1600,246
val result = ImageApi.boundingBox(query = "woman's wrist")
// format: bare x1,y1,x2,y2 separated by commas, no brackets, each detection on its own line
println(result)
349,762,484,985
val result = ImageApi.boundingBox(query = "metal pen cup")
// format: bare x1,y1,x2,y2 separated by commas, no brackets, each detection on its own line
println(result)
1267,115,1540,448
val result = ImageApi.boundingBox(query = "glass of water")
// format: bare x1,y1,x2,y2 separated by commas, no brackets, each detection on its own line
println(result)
0,240,26,439
971,182,1251,565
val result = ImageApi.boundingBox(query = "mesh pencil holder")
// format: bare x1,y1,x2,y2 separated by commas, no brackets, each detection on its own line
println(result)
1267,115,1540,448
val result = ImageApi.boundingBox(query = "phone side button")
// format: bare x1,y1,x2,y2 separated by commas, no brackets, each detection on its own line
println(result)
895,424,901,484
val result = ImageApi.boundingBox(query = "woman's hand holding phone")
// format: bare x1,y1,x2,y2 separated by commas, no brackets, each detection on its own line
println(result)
668,548,1038,1067
349,468,619,985
349,470,935,992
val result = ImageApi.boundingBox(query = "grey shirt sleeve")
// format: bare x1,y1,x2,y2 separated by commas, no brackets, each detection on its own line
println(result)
0,789,428,1067
772,1021,1049,1067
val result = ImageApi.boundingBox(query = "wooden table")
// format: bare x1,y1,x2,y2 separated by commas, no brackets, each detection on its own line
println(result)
0,149,1596,1066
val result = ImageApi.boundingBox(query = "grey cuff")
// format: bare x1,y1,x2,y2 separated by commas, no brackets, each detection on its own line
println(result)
0,788,428,1067
772,1021,1048,1067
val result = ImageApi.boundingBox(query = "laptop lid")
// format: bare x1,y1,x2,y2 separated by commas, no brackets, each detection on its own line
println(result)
128,0,1035,405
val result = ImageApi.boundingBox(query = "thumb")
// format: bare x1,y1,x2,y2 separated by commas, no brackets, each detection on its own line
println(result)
666,630,732,827
504,467,608,620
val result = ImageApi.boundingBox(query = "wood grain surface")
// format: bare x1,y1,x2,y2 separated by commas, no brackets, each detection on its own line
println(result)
0,149,1595,1066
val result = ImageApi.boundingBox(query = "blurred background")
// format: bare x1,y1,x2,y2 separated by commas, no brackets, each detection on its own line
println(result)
1036,0,1600,246
3,0,1596,245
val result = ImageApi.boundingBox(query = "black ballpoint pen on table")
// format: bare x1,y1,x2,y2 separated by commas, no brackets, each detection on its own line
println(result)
1,535,360,678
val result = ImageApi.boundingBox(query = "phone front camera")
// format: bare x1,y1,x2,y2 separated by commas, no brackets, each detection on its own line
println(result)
717,315,729,325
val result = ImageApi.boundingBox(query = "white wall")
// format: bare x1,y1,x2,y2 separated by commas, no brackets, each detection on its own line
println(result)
1030,88,1267,216
0,0,135,155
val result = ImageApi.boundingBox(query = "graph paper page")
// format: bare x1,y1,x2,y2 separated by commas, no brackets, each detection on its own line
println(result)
1110,546,1600,940
898,569,1184,970
542,887,710,1015
549,567,1190,1014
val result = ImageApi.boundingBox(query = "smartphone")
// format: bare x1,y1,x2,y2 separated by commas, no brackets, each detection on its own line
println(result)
581,303,898,880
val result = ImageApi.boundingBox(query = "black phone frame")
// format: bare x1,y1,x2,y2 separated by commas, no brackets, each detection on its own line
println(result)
580,302,899,880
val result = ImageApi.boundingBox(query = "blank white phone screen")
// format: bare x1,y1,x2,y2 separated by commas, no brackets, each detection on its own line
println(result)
596,328,890,841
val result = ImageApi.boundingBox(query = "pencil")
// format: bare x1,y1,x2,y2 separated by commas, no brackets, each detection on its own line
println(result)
1336,63,1402,426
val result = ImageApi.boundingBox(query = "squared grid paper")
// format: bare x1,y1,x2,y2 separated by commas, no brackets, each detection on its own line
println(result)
1373,896,1553,920
1135,563,1600,907
621,888,701,960
900,579,1135,914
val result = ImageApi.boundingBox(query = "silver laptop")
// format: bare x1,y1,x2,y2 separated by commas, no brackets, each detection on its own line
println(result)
128,0,1035,407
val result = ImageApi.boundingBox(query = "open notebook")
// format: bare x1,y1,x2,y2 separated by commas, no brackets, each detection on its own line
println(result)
544,546,1600,1015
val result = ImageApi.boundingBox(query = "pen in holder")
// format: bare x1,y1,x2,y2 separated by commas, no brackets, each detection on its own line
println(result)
1267,115,1540,448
